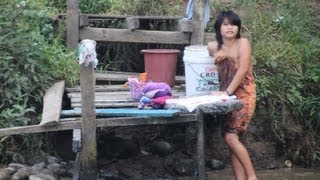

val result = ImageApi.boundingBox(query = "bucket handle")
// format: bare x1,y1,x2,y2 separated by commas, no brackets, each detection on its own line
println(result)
185,62,219,84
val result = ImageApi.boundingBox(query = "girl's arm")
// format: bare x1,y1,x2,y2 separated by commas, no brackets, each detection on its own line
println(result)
225,38,252,95
207,41,218,57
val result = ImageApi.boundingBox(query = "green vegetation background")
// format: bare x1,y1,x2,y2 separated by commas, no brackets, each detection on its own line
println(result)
0,0,319,167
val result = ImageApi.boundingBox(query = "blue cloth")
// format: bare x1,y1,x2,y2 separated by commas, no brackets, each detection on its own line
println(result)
185,0,210,27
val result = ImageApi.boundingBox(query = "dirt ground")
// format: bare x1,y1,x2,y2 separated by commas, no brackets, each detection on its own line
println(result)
85,109,289,179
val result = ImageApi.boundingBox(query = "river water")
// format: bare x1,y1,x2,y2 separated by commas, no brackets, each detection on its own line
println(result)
207,167,320,180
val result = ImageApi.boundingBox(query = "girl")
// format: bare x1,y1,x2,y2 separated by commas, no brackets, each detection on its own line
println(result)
208,10,258,180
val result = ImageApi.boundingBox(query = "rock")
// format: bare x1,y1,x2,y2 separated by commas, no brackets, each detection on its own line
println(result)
99,169,120,179
47,163,67,176
32,162,47,170
3,167,16,175
172,159,195,176
149,140,172,157
29,155,46,165
29,174,58,180
0,168,13,180
47,156,60,164
8,163,26,171
206,159,225,170
11,167,32,180
98,136,139,159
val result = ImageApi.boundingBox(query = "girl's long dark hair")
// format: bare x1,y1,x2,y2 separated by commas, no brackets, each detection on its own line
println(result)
214,10,242,50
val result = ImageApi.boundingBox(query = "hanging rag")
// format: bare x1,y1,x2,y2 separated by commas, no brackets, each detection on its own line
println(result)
77,39,98,68
185,0,210,27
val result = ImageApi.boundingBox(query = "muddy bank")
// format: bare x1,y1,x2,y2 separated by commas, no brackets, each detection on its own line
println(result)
1,108,317,179
208,168,320,180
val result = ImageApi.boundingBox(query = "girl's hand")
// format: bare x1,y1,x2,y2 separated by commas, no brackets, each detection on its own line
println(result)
214,51,228,64
211,91,229,96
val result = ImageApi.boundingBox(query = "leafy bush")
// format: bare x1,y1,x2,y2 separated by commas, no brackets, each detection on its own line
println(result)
0,0,79,163
0,0,79,126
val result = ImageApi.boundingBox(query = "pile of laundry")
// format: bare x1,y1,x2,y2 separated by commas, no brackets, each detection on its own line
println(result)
128,78,172,109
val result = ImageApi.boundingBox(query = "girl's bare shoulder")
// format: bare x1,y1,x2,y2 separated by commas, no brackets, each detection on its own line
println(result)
238,37,251,47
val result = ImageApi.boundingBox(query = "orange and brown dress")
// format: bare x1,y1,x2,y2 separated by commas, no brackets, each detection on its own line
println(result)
216,56,256,134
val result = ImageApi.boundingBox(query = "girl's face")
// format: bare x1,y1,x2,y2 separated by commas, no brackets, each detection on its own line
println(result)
220,18,239,39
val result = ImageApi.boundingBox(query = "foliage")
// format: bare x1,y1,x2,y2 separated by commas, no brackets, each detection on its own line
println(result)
47,0,183,16
0,0,78,163
46,0,112,14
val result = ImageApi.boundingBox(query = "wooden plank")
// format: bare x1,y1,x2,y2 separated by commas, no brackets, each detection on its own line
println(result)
79,14,89,27
191,0,206,45
0,119,81,136
0,114,198,136
40,81,65,126
68,91,186,98
126,17,140,30
71,102,140,108
204,32,215,44
66,85,130,92
61,108,182,118
95,71,186,84
66,0,79,49
79,63,97,179
96,114,197,127
84,14,183,20
79,27,190,44
178,19,193,32
66,84,186,93
196,109,205,180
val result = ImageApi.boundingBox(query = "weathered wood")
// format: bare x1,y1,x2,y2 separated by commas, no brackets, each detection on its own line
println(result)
66,0,79,49
191,0,206,45
95,71,186,84
66,84,186,93
79,27,190,44
126,17,140,30
0,119,81,136
72,152,81,180
0,115,199,136
68,90,186,98
84,14,183,20
95,114,198,127
204,32,215,44
196,108,205,180
178,19,193,32
79,14,89,27
70,102,139,108
61,108,182,118
79,63,97,179
66,85,130,92
40,81,65,127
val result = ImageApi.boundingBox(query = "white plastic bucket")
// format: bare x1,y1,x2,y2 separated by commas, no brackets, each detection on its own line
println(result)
183,45,219,96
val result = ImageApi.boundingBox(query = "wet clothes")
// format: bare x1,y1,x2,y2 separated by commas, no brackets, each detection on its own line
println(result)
216,56,256,134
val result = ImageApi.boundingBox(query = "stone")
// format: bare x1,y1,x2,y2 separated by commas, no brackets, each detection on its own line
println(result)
11,167,32,180
149,140,172,157
206,159,225,170
29,174,58,180
47,156,60,164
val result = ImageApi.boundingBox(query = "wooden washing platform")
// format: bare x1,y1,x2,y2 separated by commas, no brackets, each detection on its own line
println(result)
0,70,242,180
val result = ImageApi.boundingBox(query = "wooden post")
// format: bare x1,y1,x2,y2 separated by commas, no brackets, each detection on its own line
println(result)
196,108,205,180
79,63,97,179
67,0,80,49
80,63,97,180
191,0,206,45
